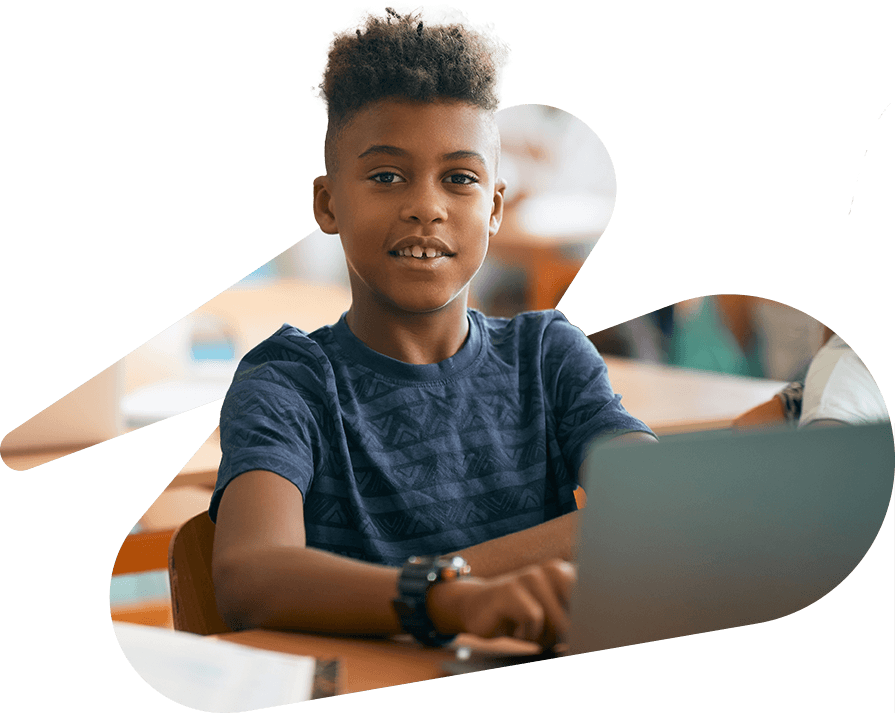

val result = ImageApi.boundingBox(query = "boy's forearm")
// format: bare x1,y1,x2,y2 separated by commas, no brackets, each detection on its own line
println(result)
213,516,580,635
213,522,581,646
214,545,404,635
447,510,580,578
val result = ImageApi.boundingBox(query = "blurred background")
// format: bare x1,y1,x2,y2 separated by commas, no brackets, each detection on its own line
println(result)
590,295,827,383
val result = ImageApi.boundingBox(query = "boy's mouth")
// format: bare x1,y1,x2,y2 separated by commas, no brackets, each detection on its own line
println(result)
389,237,455,260
390,246,451,259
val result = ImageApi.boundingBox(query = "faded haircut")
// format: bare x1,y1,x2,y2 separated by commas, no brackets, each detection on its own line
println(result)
320,7,507,173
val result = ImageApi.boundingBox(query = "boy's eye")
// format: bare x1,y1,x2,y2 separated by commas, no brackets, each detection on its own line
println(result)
446,173,478,185
370,172,404,184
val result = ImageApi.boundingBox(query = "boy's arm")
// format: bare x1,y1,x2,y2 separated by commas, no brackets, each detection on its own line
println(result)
449,430,657,577
212,469,575,648
212,470,401,635
448,510,580,579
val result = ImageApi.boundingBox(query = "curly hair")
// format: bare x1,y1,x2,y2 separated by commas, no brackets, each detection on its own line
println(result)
321,8,507,172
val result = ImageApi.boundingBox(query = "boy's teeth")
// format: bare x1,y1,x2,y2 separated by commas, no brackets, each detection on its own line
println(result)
396,246,446,258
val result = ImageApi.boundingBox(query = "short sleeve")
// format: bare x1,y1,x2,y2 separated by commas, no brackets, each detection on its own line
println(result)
543,313,654,477
799,336,889,427
209,332,332,522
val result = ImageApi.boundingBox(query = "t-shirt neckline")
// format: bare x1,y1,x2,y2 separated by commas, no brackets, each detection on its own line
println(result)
330,310,484,383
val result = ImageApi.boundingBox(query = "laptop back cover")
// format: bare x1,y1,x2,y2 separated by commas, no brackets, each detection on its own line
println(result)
567,422,894,655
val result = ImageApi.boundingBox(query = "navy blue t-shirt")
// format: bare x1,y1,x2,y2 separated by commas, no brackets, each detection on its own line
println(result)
211,309,651,566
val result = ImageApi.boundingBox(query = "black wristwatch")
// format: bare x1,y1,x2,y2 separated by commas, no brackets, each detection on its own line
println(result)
775,380,804,422
392,555,471,647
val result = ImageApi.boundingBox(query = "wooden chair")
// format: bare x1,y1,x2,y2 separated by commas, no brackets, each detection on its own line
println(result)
167,511,231,635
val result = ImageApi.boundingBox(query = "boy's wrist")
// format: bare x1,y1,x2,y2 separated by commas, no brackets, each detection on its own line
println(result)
393,555,471,646
427,576,479,635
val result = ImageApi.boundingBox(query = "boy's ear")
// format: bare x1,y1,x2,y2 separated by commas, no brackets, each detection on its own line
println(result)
489,178,507,237
313,176,339,235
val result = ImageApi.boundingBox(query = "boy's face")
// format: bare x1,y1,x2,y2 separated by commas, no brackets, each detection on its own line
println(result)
314,99,505,317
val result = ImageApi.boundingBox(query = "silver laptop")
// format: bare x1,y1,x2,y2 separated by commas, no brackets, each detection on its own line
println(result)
444,422,893,672
567,421,894,654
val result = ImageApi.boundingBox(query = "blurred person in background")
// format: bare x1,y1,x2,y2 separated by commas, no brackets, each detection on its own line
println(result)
591,296,827,383
733,326,888,430
798,331,889,428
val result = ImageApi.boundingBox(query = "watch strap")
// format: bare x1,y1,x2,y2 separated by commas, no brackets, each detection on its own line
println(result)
392,555,470,647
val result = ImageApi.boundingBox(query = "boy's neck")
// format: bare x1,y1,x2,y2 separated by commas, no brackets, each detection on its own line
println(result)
344,296,471,365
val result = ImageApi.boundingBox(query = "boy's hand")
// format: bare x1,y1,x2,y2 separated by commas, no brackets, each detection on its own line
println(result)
428,559,576,650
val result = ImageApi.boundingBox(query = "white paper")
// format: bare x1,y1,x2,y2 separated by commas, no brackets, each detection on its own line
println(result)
114,623,316,712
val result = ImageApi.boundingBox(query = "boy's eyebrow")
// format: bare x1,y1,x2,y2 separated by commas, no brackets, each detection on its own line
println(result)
442,149,487,165
357,144,409,159
357,145,488,165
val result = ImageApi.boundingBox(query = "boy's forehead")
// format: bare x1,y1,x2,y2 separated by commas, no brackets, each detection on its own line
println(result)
335,99,500,172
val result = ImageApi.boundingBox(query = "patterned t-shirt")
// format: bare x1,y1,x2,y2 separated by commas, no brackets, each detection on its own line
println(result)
210,309,652,566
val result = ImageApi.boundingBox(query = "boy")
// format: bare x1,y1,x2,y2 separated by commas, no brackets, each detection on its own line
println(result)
210,8,654,651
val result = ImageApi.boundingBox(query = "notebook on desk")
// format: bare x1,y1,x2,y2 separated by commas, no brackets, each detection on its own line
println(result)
445,421,894,673
114,622,341,710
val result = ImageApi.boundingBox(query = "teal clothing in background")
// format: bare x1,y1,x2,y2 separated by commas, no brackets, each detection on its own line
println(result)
669,299,763,377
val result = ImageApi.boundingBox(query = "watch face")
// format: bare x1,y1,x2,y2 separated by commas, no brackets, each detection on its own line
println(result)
440,556,471,579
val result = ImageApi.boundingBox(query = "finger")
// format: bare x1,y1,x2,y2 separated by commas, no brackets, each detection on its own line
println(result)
485,617,515,639
513,619,538,642
542,560,577,608
508,586,546,643
519,569,570,648
463,582,543,642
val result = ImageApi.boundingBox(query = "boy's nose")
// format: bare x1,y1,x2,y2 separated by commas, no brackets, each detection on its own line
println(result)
401,180,448,224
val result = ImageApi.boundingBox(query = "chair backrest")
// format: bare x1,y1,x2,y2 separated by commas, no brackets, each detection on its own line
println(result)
167,511,231,635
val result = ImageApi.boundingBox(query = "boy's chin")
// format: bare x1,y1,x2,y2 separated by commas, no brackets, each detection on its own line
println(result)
382,291,469,317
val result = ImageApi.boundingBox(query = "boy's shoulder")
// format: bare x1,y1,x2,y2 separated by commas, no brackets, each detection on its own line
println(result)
240,322,334,361
474,308,585,348
232,321,341,388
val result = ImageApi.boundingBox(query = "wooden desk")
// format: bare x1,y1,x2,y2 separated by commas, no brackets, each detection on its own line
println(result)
129,429,222,532
196,279,351,357
166,428,222,490
602,356,787,435
2,445,86,472
214,630,539,694
123,279,352,394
